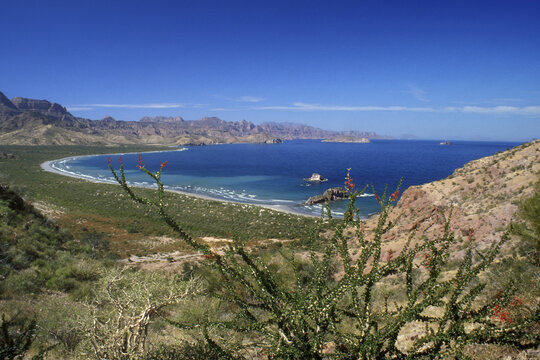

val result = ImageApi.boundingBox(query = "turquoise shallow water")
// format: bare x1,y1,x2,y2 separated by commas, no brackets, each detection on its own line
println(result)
48,139,519,217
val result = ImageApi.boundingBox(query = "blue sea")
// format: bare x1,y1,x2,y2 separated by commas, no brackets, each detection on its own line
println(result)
49,140,519,218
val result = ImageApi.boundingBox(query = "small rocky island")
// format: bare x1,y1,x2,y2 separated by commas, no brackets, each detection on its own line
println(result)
304,173,327,183
305,187,348,205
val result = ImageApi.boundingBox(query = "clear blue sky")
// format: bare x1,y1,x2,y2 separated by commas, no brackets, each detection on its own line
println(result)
1,0,539,141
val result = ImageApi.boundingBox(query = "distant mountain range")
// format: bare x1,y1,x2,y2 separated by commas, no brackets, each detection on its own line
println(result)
0,91,390,146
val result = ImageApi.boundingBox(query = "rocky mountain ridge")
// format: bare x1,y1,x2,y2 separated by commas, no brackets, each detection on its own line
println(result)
0,91,389,146
257,121,389,140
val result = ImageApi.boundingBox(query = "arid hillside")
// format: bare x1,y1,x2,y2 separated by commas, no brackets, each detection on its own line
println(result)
373,139,540,255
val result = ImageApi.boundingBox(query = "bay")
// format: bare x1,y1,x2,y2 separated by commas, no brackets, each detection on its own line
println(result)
49,140,519,217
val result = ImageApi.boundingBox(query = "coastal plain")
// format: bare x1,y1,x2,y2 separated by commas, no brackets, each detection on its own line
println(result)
0,145,323,260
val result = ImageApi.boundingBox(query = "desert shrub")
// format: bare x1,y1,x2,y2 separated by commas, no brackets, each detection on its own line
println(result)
512,175,540,265
1,268,44,295
36,297,87,354
144,342,217,360
80,228,110,252
0,184,106,298
0,313,38,359
123,222,140,234
79,268,201,360
484,175,540,322
109,157,540,359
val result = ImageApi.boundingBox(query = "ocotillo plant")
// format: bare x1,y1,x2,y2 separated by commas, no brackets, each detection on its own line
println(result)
109,156,539,359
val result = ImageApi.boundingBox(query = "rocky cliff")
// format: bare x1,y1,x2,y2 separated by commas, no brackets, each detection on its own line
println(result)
367,139,540,257
0,91,388,146
11,97,69,118
0,92,20,116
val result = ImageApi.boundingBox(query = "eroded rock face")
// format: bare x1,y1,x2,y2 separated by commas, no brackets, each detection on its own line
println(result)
0,92,20,114
11,97,68,118
306,187,348,205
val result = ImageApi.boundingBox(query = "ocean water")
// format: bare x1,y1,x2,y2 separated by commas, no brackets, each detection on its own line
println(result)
49,140,519,217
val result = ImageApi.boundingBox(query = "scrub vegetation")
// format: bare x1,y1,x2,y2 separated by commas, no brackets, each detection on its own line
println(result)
0,145,538,359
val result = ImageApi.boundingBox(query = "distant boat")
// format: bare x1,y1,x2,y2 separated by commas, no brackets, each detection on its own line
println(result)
440,141,452,145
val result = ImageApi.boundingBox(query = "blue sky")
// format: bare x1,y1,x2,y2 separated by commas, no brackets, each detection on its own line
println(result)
1,0,539,141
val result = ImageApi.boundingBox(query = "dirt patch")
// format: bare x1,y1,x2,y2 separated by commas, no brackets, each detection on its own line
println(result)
121,251,204,272
32,201,64,219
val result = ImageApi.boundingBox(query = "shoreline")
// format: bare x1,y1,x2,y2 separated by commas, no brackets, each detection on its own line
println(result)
40,152,319,218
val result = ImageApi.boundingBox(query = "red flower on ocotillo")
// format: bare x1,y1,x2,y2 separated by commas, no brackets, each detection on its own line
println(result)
344,168,355,193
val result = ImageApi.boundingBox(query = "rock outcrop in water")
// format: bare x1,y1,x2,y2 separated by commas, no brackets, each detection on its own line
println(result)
305,187,348,205
304,173,327,183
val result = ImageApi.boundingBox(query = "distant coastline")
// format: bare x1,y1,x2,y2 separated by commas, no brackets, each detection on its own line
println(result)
0,90,388,146
322,136,370,143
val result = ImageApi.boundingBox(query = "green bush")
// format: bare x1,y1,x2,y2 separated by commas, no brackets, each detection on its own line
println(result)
1,269,44,295
144,342,217,360
0,184,106,298
512,176,540,265
0,314,38,359
483,175,540,325
45,260,102,293
35,297,88,354
80,228,110,252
